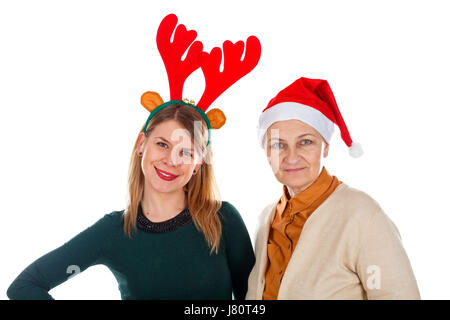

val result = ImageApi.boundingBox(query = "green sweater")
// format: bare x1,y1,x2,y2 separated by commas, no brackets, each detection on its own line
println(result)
7,201,255,300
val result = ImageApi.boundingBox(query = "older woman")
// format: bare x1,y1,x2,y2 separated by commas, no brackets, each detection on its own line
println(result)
246,77,420,300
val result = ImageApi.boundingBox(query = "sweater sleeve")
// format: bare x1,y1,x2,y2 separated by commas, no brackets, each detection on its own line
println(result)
220,202,256,300
355,208,421,300
6,212,119,300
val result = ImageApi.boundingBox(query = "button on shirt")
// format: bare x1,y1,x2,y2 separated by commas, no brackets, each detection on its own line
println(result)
262,167,341,300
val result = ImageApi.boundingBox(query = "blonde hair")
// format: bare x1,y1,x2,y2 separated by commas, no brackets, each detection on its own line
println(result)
123,104,222,254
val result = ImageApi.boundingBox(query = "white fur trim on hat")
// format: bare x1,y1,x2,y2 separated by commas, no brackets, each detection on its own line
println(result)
257,102,335,147
349,142,363,158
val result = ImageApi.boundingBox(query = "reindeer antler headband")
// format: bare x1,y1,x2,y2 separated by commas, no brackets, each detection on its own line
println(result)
141,14,261,147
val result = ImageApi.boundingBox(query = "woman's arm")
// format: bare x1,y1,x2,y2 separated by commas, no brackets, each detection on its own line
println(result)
355,208,421,299
6,212,118,300
220,202,256,300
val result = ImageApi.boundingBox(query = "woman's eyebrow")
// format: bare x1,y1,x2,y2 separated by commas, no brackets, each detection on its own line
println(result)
154,136,171,144
269,133,314,142
296,133,315,139
268,137,284,142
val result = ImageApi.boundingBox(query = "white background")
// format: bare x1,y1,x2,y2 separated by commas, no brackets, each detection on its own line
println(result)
1,0,449,300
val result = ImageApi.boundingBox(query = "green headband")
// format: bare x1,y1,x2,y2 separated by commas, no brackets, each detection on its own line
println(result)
143,100,212,147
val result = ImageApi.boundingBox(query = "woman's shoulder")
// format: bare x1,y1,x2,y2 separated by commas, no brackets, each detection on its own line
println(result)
217,201,250,231
327,182,388,223
217,201,253,246
333,183,383,211
218,201,242,222
89,210,125,233
331,183,403,243
103,209,125,221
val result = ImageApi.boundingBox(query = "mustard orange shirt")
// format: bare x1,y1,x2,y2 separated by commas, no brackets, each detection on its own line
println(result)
263,167,341,300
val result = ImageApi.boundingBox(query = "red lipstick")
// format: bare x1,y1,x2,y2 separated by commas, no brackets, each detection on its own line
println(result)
154,167,179,181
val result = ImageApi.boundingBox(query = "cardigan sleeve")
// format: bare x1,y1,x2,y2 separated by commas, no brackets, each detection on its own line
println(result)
6,212,119,300
220,201,256,300
355,208,421,300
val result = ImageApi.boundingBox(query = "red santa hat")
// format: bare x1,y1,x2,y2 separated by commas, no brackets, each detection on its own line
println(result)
257,77,363,158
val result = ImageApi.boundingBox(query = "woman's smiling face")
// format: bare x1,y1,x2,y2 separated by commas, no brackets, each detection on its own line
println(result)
265,119,329,195
138,119,202,194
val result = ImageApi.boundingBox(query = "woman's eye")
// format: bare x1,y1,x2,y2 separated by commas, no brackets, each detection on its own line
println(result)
300,139,313,145
271,143,284,149
157,142,168,148
181,150,193,158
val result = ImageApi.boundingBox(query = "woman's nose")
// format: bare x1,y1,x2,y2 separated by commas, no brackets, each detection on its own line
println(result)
285,148,301,164
163,149,181,167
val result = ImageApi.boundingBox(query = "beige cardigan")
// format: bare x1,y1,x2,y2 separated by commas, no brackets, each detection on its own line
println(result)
246,183,420,300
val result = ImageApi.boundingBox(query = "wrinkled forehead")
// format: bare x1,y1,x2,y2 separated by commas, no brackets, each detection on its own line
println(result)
266,119,323,141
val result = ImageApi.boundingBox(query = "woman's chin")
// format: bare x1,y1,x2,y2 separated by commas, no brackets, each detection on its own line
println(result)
149,180,182,194
278,174,311,191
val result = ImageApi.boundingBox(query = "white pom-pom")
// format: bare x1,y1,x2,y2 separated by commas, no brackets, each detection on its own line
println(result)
349,142,363,158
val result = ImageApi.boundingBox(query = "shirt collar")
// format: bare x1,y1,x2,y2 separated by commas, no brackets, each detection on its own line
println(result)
277,166,336,217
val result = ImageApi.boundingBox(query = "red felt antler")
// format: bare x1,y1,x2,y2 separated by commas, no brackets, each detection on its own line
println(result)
157,14,204,100
196,36,261,111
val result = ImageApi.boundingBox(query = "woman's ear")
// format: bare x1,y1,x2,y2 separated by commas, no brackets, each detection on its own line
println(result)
137,132,146,156
193,157,205,175
193,163,202,175
323,142,330,158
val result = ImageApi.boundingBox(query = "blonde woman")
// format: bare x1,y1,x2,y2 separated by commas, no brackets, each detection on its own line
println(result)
7,14,261,300
7,102,255,300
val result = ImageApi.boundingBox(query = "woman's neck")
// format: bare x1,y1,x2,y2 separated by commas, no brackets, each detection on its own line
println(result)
286,165,324,198
141,184,187,223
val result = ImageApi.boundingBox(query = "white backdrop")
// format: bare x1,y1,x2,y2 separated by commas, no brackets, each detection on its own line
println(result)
1,0,449,300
